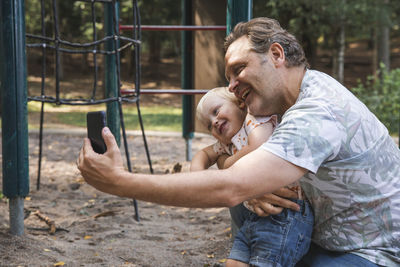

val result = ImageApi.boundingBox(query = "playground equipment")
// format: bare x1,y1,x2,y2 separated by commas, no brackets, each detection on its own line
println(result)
0,0,252,235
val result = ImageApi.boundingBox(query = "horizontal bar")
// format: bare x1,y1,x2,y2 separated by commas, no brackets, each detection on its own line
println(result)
121,89,209,95
119,25,226,31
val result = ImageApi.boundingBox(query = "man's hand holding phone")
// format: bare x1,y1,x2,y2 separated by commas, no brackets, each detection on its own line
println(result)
78,124,127,196
78,112,127,196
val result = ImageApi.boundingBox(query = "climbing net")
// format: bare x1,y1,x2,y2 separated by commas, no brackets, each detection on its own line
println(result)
25,0,152,221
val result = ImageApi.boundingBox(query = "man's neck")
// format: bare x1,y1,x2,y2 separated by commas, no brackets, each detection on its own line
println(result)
280,66,307,114
288,66,306,102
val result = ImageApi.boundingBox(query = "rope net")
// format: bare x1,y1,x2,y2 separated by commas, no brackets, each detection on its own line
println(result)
26,0,153,221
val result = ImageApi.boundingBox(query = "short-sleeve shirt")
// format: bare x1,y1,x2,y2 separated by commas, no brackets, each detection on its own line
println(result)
262,70,400,266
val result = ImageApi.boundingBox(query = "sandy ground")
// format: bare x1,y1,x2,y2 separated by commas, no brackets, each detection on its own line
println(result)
0,130,233,267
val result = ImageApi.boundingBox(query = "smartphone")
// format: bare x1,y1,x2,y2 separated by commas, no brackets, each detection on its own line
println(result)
87,111,107,154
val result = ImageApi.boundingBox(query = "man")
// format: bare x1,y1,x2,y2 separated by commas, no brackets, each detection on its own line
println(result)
78,18,400,266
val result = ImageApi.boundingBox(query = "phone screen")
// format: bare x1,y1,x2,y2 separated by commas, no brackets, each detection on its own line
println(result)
87,111,107,154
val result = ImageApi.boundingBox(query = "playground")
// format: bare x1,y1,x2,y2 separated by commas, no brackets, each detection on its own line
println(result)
1,0,400,266
0,127,233,266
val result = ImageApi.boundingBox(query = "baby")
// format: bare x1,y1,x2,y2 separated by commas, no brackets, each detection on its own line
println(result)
191,87,314,267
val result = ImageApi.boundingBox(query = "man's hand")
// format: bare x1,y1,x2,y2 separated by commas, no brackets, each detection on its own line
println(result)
77,127,126,196
246,188,301,217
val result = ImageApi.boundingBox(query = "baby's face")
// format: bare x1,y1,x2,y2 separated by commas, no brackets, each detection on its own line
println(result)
201,95,246,145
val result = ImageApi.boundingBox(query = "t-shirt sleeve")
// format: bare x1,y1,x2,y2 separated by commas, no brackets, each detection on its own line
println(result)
261,101,344,173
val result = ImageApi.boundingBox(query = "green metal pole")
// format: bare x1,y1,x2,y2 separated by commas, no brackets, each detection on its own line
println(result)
226,0,252,240
105,1,121,145
226,0,253,35
181,0,194,161
0,0,29,236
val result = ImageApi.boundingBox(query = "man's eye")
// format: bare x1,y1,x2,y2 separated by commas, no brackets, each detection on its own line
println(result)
236,65,244,75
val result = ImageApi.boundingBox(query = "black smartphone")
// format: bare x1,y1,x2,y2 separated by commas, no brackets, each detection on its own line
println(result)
87,111,107,154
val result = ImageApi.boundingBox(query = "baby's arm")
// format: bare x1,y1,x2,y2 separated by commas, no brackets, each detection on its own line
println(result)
222,121,274,168
190,144,220,171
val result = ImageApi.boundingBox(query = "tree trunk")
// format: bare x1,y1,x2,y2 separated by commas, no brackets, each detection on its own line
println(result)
372,28,378,76
337,22,345,84
377,0,390,71
148,32,161,64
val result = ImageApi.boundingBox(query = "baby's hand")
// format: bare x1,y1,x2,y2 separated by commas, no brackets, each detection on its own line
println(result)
216,153,229,169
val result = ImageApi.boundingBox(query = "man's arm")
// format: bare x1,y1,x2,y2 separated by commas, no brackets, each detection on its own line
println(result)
77,127,306,208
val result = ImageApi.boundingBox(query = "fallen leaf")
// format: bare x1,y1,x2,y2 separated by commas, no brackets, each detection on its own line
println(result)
54,262,65,266
181,250,186,255
219,259,227,263
84,235,92,240
44,249,51,252
25,197,31,201
93,210,117,219
223,227,231,233
208,216,216,220
207,254,214,258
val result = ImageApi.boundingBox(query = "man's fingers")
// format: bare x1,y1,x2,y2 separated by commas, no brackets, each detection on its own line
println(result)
258,202,283,215
102,127,117,153
272,187,299,199
83,137,94,154
265,194,300,211
253,206,269,217
256,193,300,211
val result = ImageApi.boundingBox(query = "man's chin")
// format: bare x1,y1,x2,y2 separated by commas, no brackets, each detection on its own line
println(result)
247,106,270,117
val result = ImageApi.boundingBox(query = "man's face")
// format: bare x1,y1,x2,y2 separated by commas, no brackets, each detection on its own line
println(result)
225,36,283,116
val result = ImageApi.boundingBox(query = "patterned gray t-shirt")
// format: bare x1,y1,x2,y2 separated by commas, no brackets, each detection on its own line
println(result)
262,70,400,266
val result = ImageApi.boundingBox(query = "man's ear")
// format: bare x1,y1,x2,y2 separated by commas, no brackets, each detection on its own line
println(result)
269,43,285,67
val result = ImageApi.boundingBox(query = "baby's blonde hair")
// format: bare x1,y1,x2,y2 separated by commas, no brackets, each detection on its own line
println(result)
196,87,241,128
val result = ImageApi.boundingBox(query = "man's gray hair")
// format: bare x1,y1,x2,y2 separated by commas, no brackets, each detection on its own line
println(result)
225,17,309,68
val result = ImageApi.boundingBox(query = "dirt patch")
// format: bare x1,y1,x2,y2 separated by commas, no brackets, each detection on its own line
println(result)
0,131,233,266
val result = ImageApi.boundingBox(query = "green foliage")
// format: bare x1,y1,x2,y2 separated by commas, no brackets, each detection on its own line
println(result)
352,66,400,134
253,0,400,65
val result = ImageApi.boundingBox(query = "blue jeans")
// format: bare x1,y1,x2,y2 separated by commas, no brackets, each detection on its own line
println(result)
228,199,314,267
229,203,380,267
295,243,379,267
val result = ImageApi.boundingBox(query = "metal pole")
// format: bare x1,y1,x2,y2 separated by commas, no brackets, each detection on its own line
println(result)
105,1,121,145
226,0,253,35
181,0,194,161
226,0,252,240
120,25,226,31
0,0,30,236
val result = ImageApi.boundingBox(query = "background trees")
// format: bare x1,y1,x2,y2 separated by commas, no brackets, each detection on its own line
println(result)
22,0,400,134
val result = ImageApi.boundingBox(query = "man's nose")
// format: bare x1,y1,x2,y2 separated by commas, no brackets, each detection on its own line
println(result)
228,78,238,93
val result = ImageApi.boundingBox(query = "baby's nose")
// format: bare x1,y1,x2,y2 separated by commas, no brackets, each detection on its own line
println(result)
212,118,219,128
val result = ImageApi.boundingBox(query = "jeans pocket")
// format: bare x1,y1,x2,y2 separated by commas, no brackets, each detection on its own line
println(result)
269,208,292,226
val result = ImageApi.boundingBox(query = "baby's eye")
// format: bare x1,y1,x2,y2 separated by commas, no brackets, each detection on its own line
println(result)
207,123,211,131
213,107,219,116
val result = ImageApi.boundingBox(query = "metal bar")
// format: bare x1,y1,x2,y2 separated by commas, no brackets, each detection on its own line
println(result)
181,0,194,161
121,89,209,95
226,0,253,34
105,0,121,145
1,0,29,236
119,25,226,31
